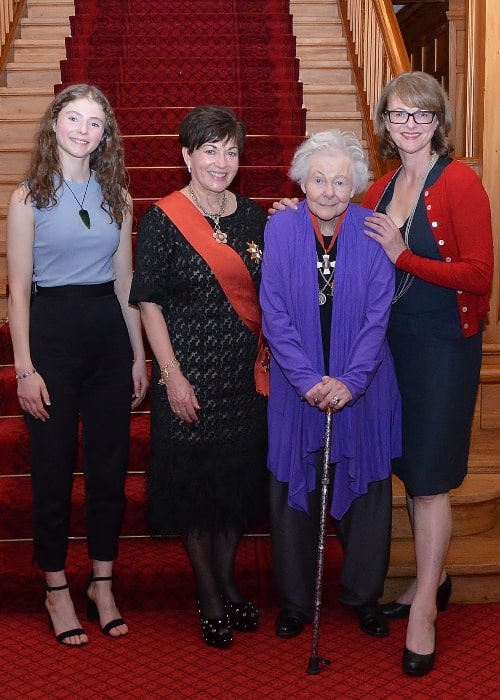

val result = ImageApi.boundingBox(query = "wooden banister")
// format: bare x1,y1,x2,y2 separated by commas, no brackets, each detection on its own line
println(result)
338,0,411,178
0,0,24,76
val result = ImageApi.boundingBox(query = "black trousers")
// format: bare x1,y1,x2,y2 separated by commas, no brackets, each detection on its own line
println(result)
270,463,392,621
26,289,133,571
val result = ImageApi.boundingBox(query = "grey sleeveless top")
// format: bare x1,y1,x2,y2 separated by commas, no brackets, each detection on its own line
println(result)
32,172,121,286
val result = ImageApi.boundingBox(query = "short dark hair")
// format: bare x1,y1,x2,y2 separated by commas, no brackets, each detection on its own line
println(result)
178,106,246,154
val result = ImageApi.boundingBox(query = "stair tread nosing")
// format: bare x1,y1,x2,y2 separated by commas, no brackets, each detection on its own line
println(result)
388,519,500,575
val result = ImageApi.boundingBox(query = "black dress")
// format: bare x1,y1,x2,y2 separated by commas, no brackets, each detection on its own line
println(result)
130,194,268,534
377,157,482,496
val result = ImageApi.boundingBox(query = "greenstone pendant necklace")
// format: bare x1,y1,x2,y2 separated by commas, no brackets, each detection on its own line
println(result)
64,173,91,229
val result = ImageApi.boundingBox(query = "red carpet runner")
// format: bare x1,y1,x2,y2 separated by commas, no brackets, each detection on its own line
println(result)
60,0,306,218
0,0,306,540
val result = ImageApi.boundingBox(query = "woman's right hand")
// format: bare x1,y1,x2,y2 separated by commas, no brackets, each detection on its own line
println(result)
165,372,201,424
17,372,51,421
267,197,300,216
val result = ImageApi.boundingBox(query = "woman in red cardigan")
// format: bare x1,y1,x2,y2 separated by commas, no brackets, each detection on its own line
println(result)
364,71,493,676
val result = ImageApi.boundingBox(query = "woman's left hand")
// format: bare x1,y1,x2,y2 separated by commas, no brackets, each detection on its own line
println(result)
131,359,149,409
364,211,407,263
304,376,352,411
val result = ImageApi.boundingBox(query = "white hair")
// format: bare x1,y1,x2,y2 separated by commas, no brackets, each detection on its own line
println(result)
288,129,368,194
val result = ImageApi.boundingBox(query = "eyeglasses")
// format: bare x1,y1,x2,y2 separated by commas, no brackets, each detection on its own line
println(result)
385,110,436,124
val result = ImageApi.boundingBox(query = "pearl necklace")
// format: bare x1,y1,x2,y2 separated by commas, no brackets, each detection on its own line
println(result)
188,184,228,243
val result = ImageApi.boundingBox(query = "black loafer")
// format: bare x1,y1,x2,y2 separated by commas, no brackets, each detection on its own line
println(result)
275,610,305,638
355,603,389,637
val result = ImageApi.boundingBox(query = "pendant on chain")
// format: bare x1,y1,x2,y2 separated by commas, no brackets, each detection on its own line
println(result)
79,209,91,229
212,221,227,244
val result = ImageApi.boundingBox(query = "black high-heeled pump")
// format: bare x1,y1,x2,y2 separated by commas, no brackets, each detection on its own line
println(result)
46,582,88,647
197,602,232,648
381,575,452,619
85,574,126,636
403,624,437,676
222,596,259,631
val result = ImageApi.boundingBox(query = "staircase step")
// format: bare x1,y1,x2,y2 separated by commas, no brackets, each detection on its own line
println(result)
0,87,55,114
292,18,344,39
0,145,34,174
305,114,364,139
0,472,149,539
385,520,500,603
5,63,64,88
122,134,303,168
392,473,500,538
0,115,41,141
290,0,340,19
60,56,300,85
300,63,354,84
0,411,151,477
27,0,75,19
13,38,67,61
19,18,71,40
127,166,301,202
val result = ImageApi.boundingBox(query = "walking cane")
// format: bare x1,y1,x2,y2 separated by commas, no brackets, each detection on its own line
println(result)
306,407,333,675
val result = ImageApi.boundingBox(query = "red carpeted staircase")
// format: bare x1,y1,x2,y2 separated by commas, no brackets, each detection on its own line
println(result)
60,0,306,219
0,0,305,580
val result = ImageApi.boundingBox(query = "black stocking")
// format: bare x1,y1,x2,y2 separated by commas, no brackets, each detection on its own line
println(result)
212,528,243,602
182,532,225,619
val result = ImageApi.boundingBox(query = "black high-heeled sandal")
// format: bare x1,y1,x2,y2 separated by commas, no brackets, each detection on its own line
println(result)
222,596,259,631
46,582,88,647
381,575,452,619
85,574,127,636
197,602,232,648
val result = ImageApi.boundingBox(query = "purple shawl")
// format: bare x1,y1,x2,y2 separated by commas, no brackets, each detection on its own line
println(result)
260,201,401,518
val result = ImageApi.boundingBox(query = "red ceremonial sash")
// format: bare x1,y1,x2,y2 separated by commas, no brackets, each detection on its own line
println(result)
156,191,269,396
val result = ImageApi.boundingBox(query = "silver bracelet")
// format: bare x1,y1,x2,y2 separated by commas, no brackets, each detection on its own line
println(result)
15,368,37,380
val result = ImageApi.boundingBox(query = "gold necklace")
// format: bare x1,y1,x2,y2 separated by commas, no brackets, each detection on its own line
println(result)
64,173,92,229
188,184,228,243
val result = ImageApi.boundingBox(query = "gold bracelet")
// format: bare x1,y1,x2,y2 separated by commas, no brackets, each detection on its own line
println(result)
158,357,179,385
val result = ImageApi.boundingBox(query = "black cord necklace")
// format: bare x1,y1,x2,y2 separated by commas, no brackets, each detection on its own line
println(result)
64,173,92,229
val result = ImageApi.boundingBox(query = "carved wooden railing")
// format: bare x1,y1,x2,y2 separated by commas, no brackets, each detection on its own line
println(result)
338,0,411,178
0,0,24,75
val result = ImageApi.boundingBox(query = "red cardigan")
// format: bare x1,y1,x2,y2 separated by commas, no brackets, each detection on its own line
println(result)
363,159,494,337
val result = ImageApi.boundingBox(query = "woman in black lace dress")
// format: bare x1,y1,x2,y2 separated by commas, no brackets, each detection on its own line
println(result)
129,106,268,648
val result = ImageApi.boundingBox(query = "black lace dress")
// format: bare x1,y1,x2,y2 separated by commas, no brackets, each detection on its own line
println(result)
130,194,268,535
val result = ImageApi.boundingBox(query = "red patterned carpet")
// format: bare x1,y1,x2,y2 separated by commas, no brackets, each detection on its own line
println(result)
1,538,499,699
1,2,499,696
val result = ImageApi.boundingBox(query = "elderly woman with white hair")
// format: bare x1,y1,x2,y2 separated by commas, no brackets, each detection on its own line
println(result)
260,129,401,640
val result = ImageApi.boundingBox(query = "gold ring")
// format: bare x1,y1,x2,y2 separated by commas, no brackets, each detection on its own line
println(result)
332,396,340,406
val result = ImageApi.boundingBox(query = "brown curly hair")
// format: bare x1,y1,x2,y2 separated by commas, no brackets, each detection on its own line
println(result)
24,84,130,226
373,71,453,160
